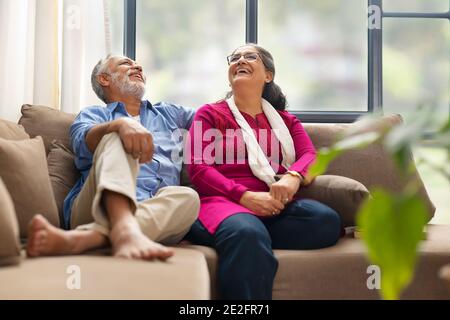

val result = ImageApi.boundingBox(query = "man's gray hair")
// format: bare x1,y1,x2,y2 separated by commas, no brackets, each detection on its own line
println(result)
91,54,112,103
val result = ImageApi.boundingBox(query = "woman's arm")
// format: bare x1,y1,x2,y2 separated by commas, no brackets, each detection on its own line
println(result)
285,113,317,178
269,113,317,203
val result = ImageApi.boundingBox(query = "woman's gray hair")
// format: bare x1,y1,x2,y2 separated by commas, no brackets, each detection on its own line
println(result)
91,54,112,103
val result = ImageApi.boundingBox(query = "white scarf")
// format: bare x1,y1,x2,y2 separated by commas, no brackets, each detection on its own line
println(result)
226,95,296,186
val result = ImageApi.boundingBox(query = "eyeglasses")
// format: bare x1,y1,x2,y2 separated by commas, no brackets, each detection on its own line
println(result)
227,52,260,65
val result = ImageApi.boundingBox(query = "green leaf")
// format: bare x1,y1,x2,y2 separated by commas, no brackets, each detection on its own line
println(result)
384,117,427,154
356,189,428,300
439,117,450,134
334,131,380,151
307,148,342,178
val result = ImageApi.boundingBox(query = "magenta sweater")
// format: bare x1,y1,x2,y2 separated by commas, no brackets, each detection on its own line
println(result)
187,100,317,234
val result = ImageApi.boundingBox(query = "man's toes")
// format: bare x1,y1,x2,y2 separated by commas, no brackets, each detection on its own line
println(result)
141,249,155,260
130,249,142,259
156,246,174,260
30,214,47,231
27,238,40,257
36,230,47,243
115,250,131,259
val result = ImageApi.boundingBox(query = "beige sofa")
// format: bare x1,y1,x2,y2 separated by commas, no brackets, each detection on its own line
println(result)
0,104,449,300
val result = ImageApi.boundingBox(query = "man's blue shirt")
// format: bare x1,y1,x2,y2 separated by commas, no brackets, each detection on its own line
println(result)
63,100,195,229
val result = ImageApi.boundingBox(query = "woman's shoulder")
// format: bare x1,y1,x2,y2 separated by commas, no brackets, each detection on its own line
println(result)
276,109,301,124
196,100,230,117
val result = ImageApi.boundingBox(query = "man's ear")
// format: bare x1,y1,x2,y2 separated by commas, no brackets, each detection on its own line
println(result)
97,74,110,87
265,71,274,83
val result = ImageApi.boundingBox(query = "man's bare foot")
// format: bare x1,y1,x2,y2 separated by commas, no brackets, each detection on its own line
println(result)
27,214,106,257
110,218,174,260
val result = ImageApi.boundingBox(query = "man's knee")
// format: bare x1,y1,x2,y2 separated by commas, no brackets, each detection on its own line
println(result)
159,186,200,225
177,187,200,224
98,132,121,148
93,132,126,160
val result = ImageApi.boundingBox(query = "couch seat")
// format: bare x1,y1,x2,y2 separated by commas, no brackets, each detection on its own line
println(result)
185,225,450,300
0,247,210,300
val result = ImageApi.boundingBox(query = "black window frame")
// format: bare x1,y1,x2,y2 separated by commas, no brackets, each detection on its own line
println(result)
123,0,450,123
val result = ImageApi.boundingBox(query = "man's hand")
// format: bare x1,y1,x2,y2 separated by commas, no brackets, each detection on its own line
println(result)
239,191,285,217
86,117,154,164
269,174,301,205
115,118,154,163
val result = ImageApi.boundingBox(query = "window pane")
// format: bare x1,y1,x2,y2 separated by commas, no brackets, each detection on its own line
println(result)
383,19,450,128
384,0,449,13
259,0,367,111
136,0,245,108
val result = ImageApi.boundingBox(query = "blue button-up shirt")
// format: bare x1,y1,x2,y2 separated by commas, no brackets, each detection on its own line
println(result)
63,100,195,229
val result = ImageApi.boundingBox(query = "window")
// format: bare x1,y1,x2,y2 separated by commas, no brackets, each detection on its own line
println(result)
135,0,245,109
380,1,450,225
125,0,450,124
384,0,448,13
383,18,449,127
382,1,450,128
259,0,368,112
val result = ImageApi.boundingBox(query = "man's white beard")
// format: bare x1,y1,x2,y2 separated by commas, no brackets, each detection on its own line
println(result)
111,72,146,100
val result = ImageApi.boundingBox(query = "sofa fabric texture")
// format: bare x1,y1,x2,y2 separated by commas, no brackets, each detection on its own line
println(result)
0,178,21,266
0,136,59,238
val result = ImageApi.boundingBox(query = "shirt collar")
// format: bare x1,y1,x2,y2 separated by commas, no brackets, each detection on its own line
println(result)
105,100,153,115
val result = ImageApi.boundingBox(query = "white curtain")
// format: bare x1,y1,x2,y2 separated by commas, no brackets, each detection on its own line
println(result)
60,0,109,114
0,0,111,121
0,0,59,122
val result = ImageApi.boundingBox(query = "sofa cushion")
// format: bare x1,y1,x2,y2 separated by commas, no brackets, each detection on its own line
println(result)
47,141,80,227
0,119,29,140
296,175,370,227
0,178,21,266
184,225,450,299
18,104,76,155
0,247,210,299
303,114,435,220
0,137,59,238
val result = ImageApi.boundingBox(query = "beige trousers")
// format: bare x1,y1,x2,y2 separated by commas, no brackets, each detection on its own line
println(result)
70,133,199,245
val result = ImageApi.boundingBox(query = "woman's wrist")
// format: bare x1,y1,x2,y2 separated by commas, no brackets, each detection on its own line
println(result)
285,170,304,184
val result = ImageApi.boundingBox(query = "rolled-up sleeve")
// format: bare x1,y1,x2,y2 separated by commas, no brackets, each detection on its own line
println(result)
285,113,317,177
70,106,109,171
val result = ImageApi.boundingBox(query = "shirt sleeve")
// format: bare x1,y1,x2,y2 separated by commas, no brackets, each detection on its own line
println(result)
168,103,196,130
285,113,317,177
70,106,110,171
186,105,249,203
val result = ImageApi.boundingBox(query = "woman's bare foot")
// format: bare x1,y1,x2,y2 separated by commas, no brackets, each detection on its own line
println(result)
110,217,174,260
26,214,107,257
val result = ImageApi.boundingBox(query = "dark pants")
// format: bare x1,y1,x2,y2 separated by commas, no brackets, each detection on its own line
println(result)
184,199,342,300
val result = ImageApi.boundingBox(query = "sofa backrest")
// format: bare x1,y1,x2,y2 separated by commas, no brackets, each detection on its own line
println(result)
16,105,435,223
18,104,76,155
303,114,435,217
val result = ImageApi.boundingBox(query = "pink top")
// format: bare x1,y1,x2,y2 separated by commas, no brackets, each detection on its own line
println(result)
187,101,317,234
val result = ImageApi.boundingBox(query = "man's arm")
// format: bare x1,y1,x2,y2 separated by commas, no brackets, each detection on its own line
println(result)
86,117,154,164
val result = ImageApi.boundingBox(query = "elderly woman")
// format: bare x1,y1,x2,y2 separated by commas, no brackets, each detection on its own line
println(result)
185,44,342,300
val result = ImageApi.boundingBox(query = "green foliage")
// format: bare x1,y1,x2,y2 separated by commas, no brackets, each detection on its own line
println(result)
356,189,428,300
308,148,342,178
310,112,449,299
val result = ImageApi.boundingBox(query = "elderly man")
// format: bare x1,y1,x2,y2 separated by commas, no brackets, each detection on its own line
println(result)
26,55,200,260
